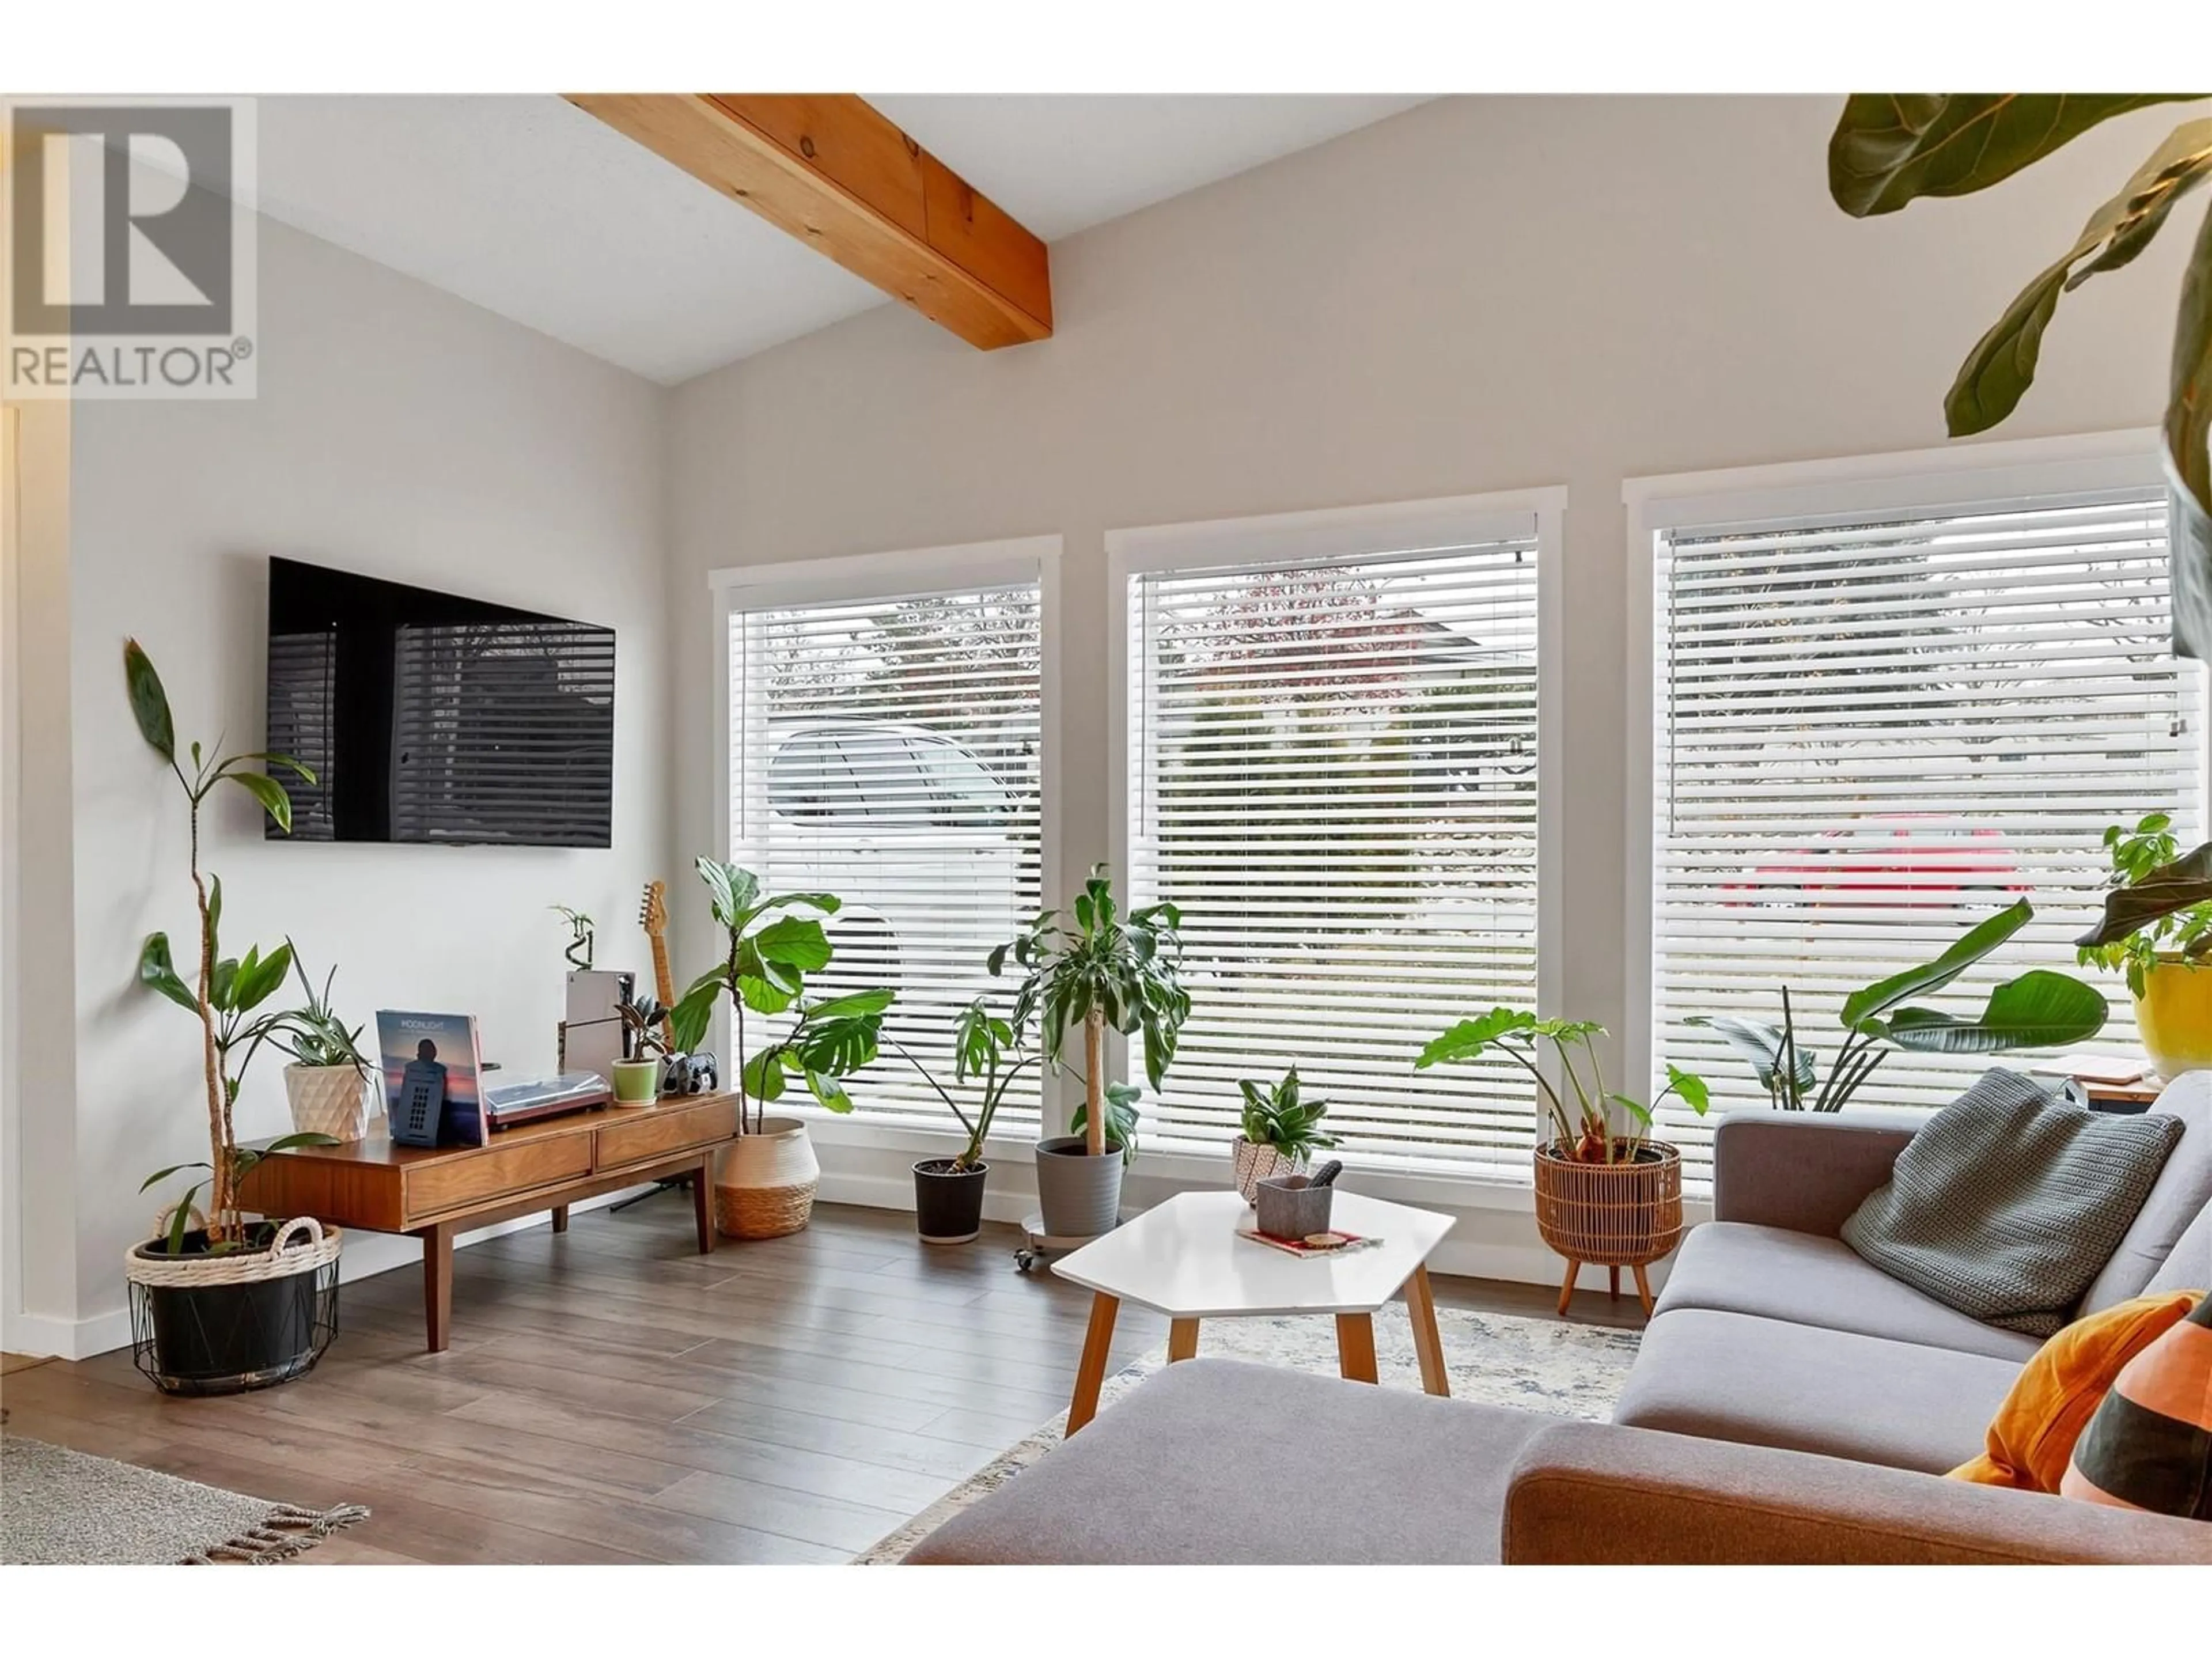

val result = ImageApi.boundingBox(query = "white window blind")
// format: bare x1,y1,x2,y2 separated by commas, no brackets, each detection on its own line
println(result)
727,581,1044,1130
1127,530,1541,1175
1650,489,2203,1167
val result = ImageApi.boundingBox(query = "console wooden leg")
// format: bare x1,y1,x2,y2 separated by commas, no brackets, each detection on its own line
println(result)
422,1223,455,1354
1404,1265,1450,1397
1609,1265,1620,1301
1067,1293,1120,1435
1336,1312,1379,1383
551,1205,569,1234
1633,1262,1656,1319
1168,1317,1200,1362
693,1155,715,1253
1557,1258,1580,1316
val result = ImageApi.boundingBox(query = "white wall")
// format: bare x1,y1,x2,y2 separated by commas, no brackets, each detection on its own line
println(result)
9,211,671,1355
665,95,2192,1278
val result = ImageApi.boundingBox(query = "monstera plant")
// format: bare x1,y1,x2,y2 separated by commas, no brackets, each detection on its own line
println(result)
1827,94,2212,650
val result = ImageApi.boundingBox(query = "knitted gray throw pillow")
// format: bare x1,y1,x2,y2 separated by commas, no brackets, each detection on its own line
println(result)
1840,1069,2184,1336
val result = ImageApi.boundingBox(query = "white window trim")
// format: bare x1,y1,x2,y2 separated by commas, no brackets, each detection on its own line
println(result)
1105,486,1569,1184
1620,427,2171,1104
706,535,1064,1150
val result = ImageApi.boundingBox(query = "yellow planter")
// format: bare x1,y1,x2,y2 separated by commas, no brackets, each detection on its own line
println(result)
2133,956,2212,1082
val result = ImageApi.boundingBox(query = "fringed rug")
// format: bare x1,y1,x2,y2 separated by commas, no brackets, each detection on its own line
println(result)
851,1302,1639,1563
1,1436,369,1565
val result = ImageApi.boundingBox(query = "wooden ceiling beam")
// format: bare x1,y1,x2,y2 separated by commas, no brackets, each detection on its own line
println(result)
565,93,1052,351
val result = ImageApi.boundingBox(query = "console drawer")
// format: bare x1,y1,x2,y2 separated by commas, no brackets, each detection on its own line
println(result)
405,1136,593,1219
594,1097,736,1171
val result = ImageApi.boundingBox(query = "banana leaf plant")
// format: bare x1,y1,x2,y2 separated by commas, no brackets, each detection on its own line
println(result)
2074,813,2212,995
126,640,332,1250
990,864,1190,1160
888,997,1043,1172
669,857,893,1134
1692,899,2110,1112
1416,1010,1709,1164
1826,94,2212,652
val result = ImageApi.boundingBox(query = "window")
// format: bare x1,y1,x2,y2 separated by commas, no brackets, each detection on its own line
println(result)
723,556,1047,1131
1639,456,2205,1172
1119,496,1556,1176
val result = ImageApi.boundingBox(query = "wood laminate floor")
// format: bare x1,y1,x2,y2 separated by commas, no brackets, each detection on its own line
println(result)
0,1195,1641,1564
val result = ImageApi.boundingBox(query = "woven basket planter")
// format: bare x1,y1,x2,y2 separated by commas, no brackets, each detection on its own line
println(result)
1533,1139,1683,1317
283,1063,372,1142
124,1217,343,1395
1230,1137,1306,1205
714,1117,820,1240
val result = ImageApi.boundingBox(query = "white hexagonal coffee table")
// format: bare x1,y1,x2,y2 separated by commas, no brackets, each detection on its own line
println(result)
1050,1188,1455,1434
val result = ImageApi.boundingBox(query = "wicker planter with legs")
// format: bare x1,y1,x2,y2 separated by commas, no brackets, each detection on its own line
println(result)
1533,1139,1683,1318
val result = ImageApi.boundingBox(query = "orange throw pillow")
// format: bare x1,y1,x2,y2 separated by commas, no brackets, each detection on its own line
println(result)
1948,1290,2202,1493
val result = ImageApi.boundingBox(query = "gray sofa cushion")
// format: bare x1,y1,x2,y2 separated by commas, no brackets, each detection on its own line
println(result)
1840,1069,2184,1336
1612,1308,2020,1475
2145,1199,2212,1297
2080,1073,2212,1312
903,1358,1548,1564
1656,1220,2041,1362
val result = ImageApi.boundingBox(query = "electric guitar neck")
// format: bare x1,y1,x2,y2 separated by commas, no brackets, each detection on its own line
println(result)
639,880,675,1044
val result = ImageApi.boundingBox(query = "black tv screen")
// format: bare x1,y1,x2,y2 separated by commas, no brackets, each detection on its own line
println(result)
265,557,615,847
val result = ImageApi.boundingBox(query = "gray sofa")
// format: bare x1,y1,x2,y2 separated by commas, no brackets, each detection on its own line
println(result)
907,1075,2212,1565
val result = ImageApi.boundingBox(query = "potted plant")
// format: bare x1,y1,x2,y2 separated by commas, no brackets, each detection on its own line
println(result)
122,640,341,1395
671,857,893,1238
552,904,594,969
2076,814,2212,1081
1232,1065,1337,1203
890,998,1040,1244
1417,1010,1709,1315
992,864,1190,1240
276,946,374,1142
1695,899,2111,1111
614,993,672,1104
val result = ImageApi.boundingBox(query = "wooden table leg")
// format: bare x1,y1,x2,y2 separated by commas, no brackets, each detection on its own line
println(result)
1336,1312,1379,1383
1556,1257,1580,1317
1168,1317,1200,1362
1403,1265,1450,1397
551,1204,569,1234
422,1222,455,1354
1066,1292,1121,1435
1609,1265,1620,1301
1632,1262,1656,1319
693,1154,715,1253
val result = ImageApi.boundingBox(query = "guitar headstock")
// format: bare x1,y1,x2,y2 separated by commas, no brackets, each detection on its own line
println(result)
639,879,668,937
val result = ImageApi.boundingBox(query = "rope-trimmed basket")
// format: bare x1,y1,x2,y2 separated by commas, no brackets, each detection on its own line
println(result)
124,1216,343,1287
1532,1141,1683,1267
714,1119,820,1240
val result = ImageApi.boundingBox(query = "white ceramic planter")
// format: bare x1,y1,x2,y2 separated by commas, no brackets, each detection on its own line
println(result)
714,1117,821,1239
1231,1137,1306,1205
283,1064,372,1142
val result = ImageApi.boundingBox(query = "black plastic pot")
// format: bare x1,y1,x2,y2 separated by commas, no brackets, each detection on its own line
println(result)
913,1158,989,1245
128,1227,338,1396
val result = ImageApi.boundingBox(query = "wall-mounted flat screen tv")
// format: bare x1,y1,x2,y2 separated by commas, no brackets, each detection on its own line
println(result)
266,556,615,847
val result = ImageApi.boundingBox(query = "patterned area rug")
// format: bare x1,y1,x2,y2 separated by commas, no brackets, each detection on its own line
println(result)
1,1436,369,1565
851,1302,1639,1563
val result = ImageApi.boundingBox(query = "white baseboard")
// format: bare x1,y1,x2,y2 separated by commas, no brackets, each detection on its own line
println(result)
3,1185,653,1361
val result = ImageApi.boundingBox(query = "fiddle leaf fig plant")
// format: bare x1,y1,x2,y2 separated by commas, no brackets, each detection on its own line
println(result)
125,639,331,1250
1826,94,2212,653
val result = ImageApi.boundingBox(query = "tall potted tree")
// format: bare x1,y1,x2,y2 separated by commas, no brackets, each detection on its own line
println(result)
671,857,892,1238
992,865,1190,1239
122,641,341,1394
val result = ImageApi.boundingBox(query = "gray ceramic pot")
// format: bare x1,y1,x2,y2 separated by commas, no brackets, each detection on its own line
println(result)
1034,1135,1124,1238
